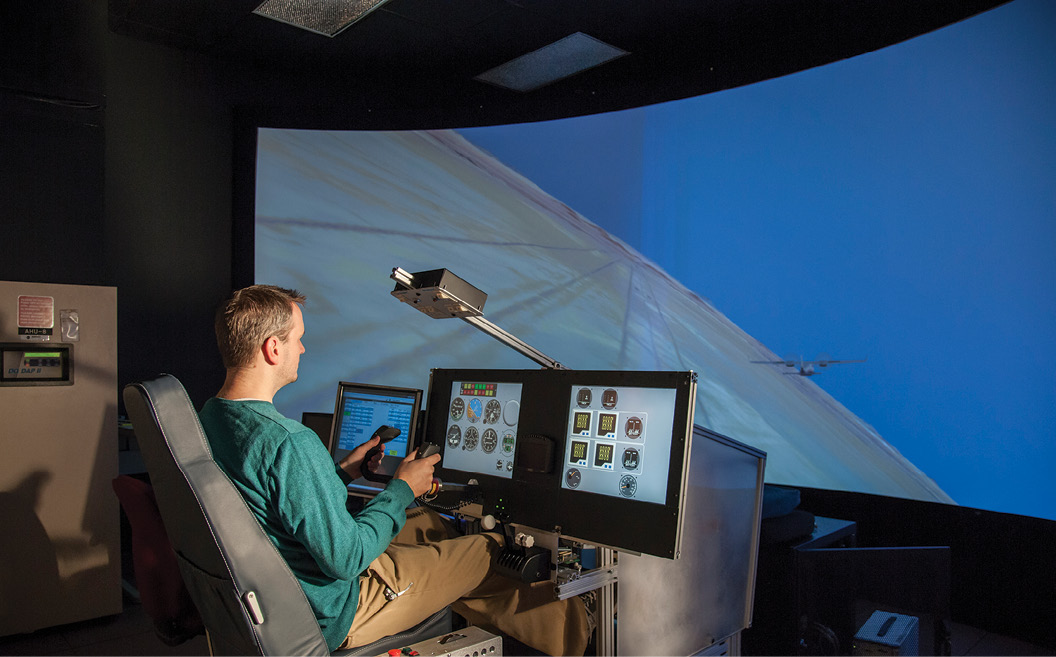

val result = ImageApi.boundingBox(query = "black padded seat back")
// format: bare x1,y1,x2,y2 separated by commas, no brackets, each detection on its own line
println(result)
123,374,330,656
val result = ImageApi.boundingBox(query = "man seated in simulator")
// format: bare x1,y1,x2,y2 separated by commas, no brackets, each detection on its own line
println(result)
198,284,590,655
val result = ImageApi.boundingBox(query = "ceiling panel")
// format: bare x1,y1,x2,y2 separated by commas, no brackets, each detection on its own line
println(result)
107,0,1009,129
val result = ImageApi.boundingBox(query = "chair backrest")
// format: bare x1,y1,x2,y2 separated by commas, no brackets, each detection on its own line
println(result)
123,374,330,656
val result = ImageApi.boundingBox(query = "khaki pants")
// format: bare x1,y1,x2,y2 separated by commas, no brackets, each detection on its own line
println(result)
340,508,590,656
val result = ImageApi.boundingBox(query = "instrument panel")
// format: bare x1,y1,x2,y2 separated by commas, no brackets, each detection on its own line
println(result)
441,380,523,478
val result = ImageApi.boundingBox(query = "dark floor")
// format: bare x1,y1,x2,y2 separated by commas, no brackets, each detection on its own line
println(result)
0,593,1048,657
0,591,209,656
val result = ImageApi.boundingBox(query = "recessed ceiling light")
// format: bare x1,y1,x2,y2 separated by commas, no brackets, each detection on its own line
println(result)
475,32,629,92
253,0,391,37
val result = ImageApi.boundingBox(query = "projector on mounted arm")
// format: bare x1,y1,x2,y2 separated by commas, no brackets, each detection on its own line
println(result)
390,265,566,370
390,268,487,319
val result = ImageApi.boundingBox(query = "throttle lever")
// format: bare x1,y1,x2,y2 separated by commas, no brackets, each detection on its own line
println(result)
416,441,442,459
414,441,444,495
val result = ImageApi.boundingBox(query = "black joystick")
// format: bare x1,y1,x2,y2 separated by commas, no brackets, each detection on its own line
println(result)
415,441,444,496
359,425,401,482
416,442,442,459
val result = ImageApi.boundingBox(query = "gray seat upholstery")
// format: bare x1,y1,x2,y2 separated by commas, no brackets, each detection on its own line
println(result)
123,374,451,656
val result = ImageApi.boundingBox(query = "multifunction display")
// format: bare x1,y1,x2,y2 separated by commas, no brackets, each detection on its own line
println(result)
561,385,676,504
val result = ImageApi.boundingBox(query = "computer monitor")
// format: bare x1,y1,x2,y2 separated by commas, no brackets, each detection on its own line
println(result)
301,411,335,452
425,368,696,558
329,382,422,478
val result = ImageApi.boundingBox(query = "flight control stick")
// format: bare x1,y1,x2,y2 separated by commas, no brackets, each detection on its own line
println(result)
415,441,448,497
416,441,442,459
359,425,401,483
414,441,478,498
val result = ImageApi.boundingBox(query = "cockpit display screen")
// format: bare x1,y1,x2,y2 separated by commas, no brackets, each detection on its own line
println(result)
441,380,523,479
569,440,589,465
572,411,592,435
561,384,677,505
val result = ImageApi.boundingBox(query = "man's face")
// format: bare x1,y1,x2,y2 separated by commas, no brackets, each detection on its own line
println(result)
277,303,306,386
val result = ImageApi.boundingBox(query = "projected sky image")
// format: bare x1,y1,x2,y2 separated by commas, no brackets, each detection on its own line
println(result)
256,0,1054,521
456,0,1056,521
257,126,950,505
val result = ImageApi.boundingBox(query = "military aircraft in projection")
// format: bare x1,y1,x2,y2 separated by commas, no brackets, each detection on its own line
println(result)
751,355,866,377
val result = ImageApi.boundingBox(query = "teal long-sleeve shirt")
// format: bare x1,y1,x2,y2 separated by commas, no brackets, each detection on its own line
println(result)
198,397,415,651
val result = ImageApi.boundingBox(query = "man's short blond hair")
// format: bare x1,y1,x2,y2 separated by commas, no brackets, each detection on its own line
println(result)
215,285,306,369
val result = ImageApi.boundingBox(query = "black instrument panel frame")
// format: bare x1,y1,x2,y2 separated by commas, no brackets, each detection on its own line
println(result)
424,368,696,558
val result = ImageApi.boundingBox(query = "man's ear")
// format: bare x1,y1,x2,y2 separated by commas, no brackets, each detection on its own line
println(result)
261,336,281,365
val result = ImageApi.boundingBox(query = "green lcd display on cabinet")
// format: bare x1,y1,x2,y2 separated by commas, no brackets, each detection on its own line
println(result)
0,342,74,386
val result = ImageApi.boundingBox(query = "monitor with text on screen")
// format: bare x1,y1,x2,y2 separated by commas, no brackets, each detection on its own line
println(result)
425,368,696,558
330,382,422,477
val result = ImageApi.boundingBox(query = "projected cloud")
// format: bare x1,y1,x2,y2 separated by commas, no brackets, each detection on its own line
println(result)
256,128,950,503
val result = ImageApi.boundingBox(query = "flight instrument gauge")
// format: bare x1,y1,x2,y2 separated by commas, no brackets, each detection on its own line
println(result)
463,426,479,451
450,397,465,421
468,398,483,423
565,468,582,489
576,388,592,408
619,475,637,498
446,425,462,448
484,399,501,424
481,428,498,453
622,447,640,470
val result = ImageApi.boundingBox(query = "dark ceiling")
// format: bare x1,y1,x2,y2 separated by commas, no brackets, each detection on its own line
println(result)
109,0,1007,130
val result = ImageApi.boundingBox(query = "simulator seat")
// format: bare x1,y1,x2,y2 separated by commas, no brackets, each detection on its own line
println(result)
123,374,451,655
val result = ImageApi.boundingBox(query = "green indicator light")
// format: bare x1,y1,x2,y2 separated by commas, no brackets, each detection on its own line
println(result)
25,352,60,358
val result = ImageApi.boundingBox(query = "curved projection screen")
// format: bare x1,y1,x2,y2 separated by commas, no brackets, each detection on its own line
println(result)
255,2,1056,522
255,126,949,505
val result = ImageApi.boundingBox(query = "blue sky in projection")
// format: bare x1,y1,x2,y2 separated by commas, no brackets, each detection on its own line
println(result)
458,0,1056,521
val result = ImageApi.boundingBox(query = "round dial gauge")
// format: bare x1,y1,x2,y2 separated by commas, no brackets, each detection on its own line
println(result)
622,448,640,470
446,425,462,448
625,416,643,439
619,475,637,498
565,468,582,489
501,431,515,455
484,399,501,424
576,388,592,408
602,388,618,410
468,398,483,423
481,428,498,453
450,397,465,421
463,426,479,451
